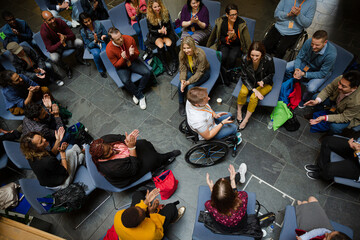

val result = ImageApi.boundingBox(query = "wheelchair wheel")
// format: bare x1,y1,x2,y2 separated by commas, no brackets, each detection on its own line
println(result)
185,141,229,167
179,119,187,134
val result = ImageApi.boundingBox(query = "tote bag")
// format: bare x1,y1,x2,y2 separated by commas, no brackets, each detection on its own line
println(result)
153,170,178,200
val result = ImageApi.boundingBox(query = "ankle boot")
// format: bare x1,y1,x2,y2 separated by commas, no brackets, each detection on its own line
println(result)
157,47,173,76
168,44,179,73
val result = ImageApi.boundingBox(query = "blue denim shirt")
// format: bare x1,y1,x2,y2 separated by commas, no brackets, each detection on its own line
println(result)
1,19,33,48
294,39,337,79
274,0,316,36
1,74,38,110
80,20,108,49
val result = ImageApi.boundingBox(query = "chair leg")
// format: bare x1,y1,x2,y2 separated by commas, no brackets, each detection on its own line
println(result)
219,72,225,85
87,60,91,76
74,191,111,230
228,97,235,112
171,85,177,100
319,181,335,195
7,166,26,178
110,192,131,210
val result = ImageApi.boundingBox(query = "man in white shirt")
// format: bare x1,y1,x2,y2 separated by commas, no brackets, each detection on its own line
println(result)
185,87,239,141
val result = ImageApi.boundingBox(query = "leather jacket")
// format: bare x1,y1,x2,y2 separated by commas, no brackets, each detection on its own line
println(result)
241,53,275,91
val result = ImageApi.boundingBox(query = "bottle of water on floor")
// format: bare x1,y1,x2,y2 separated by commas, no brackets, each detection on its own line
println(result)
264,224,274,240
267,119,274,130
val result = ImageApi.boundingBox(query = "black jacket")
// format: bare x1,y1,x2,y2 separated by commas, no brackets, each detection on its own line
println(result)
80,0,109,20
145,18,177,50
240,53,275,91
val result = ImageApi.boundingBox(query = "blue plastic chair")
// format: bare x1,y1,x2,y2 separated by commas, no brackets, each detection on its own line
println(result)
192,185,256,240
170,46,222,99
318,42,354,92
2,141,31,169
108,2,136,36
84,144,152,209
241,17,256,42
230,57,287,110
0,91,25,120
202,0,220,28
19,165,102,229
279,205,353,240
33,32,75,60
34,0,48,11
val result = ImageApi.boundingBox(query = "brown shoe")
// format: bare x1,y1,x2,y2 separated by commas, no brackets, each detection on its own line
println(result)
171,206,186,223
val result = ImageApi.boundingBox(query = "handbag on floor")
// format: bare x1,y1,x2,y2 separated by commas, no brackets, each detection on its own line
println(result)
153,170,178,200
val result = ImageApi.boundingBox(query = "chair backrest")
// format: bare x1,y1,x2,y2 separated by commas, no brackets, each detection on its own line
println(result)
318,41,354,91
33,32,50,59
241,16,256,42
202,0,221,28
99,50,123,88
197,46,221,91
108,2,135,36
0,50,15,71
34,0,48,11
99,19,113,31
0,91,25,120
139,18,149,43
3,141,31,169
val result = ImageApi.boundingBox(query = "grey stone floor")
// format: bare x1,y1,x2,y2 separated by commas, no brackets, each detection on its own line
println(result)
1,0,360,239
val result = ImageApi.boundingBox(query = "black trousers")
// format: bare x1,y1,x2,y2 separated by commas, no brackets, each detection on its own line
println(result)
263,26,301,59
317,136,360,180
131,191,178,232
219,44,241,70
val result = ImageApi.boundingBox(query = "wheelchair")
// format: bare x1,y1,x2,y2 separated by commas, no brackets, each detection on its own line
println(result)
263,23,308,61
179,119,241,167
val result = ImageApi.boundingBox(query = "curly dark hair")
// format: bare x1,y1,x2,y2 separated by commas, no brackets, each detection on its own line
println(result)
0,70,16,87
24,103,43,119
20,132,49,161
186,0,204,12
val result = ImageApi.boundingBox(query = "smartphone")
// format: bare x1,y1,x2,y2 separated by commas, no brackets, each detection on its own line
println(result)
229,116,235,121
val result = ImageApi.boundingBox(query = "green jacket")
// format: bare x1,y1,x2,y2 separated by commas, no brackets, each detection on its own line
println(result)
317,75,360,128
206,16,251,55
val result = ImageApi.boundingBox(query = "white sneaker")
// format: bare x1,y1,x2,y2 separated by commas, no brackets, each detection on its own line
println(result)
132,95,139,105
71,20,80,28
139,97,146,110
56,80,64,86
238,163,247,184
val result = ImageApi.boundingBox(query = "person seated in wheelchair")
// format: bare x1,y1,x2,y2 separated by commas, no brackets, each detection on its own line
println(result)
263,0,316,59
178,36,210,116
185,87,240,142
236,41,275,130
205,164,248,232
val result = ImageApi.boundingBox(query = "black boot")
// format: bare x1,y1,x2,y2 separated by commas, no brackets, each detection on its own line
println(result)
178,103,185,116
157,47,173,76
168,44,179,74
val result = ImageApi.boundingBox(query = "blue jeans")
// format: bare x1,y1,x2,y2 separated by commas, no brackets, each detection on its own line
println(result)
178,69,210,103
116,59,151,99
285,60,330,93
89,44,106,73
213,112,237,140
133,23,145,51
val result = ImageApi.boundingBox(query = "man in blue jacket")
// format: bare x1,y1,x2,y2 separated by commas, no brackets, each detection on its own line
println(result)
284,30,337,107
263,0,316,59
1,11,33,48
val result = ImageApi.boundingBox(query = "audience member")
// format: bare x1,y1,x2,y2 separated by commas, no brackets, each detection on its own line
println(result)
178,36,210,116
180,0,211,45
186,87,239,141
20,130,84,190
263,0,316,59
0,128,21,156
207,4,251,76
22,99,64,146
6,42,64,86
80,0,109,20
205,164,248,232
125,0,147,51
237,41,275,130
106,27,151,109
0,70,51,116
284,30,337,107
294,196,350,240
79,12,108,78
304,71,360,134
44,0,81,28
40,11,87,79
304,135,360,181
114,188,185,240
145,0,178,76
89,130,181,188
1,11,34,49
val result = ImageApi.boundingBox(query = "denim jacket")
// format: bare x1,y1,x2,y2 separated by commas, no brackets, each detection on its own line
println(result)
80,20,108,49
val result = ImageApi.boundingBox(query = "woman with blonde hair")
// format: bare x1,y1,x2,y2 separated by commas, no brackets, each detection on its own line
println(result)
178,36,210,116
237,41,274,130
145,0,178,76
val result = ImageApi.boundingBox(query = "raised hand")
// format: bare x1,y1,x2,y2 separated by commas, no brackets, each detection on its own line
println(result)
144,188,160,205
42,94,52,109
206,173,214,191
129,45,135,56
58,142,69,152
55,126,65,142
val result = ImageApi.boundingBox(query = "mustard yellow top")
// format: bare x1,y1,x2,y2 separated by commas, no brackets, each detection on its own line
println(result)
187,55,194,73
114,200,165,240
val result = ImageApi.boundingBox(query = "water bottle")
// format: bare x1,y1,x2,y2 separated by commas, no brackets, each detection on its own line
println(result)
264,224,274,240
267,119,274,129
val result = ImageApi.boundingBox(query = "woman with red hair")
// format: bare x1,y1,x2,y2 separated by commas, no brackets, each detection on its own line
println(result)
89,129,180,188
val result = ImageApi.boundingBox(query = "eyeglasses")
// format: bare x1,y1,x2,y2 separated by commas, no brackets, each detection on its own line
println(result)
228,13,238,17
